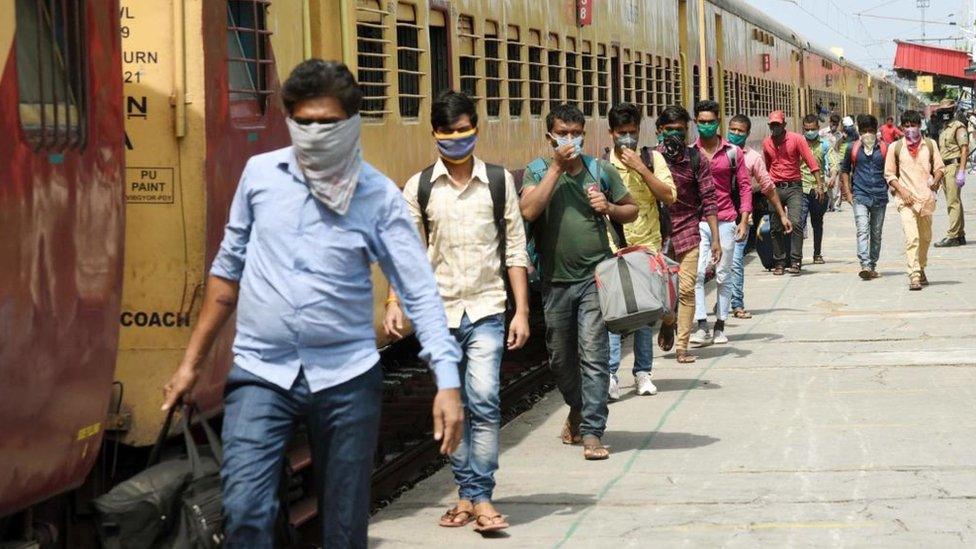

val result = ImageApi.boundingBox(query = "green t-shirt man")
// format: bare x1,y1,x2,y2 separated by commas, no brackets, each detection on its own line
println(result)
522,158,629,284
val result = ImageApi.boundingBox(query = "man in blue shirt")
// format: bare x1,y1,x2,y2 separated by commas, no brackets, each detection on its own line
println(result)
840,113,889,279
160,60,463,548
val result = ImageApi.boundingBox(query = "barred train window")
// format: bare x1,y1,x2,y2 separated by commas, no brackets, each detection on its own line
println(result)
671,58,682,106
633,53,644,114
597,44,608,116
581,41,594,117
228,0,273,115
356,0,389,118
622,50,633,104
565,38,579,108
692,65,700,107
484,22,502,117
458,15,479,103
644,54,656,117
723,70,734,116
655,56,665,114
395,3,423,118
528,30,544,116
507,26,524,117
547,34,562,108
16,0,87,150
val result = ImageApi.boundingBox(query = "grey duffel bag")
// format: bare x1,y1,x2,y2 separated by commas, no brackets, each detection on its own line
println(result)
595,246,680,334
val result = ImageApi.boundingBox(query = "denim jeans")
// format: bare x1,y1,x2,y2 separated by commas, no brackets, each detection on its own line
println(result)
853,200,886,270
695,220,737,322
449,312,504,503
608,327,654,377
729,237,748,310
800,189,828,258
221,364,382,549
542,279,610,438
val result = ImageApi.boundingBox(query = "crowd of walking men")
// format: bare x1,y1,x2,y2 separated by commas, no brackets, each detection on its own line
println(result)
157,60,968,547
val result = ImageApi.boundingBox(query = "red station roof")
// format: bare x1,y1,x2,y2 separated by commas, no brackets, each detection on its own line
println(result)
893,40,975,82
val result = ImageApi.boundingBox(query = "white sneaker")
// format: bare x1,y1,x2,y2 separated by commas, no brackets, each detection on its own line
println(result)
635,372,658,396
608,375,620,401
690,327,712,347
712,330,729,344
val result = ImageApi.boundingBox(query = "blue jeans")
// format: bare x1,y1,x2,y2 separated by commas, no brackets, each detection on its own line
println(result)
221,364,382,549
695,220,737,322
608,328,653,377
729,236,748,310
450,312,504,503
853,200,886,269
542,279,610,438
800,189,828,258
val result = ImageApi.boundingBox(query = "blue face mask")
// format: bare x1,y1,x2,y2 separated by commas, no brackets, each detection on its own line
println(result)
804,130,820,141
552,133,584,157
726,132,747,147
434,129,478,163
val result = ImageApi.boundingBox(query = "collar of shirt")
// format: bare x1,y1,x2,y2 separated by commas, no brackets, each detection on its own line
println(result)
278,148,307,183
430,156,490,188
695,135,731,158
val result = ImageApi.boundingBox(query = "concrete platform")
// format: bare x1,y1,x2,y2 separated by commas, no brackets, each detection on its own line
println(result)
370,186,976,547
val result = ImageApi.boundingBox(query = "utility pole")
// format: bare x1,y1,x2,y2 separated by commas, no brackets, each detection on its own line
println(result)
918,0,930,40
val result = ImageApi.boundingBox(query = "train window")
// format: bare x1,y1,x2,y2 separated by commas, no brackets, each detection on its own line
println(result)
565,38,579,108
644,54,656,117
748,77,758,116
723,70,734,117
692,65,700,107
15,0,87,150
707,66,715,104
656,56,666,113
356,0,390,118
227,0,273,117
396,3,423,118
581,40,594,117
428,9,450,98
458,15,479,103
528,30,544,116
671,58,682,106
597,44,609,116
547,34,562,108
622,49,633,104
485,21,502,117
507,26,524,117
610,46,621,107
633,53,644,114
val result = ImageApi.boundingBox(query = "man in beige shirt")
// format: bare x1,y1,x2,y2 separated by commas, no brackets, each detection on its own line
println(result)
883,110,945,291
384,91,529,532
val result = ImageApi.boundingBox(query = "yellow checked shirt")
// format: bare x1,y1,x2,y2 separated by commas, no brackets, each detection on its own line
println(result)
609,148,676,252
403,157,529,329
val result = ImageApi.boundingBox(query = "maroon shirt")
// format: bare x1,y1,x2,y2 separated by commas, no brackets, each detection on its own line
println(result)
657,145,718,256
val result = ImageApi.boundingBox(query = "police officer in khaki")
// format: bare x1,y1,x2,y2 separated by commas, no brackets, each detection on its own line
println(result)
935,100,968,248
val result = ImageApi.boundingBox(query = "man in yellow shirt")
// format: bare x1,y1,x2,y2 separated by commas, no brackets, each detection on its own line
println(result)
604,103,676,399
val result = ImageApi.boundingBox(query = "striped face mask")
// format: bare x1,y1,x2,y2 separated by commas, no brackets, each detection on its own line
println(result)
434,128,478,164
286,114,362,215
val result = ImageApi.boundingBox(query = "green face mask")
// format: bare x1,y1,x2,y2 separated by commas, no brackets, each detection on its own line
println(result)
697,121,720,138
726,132,747,147
804,130,820,141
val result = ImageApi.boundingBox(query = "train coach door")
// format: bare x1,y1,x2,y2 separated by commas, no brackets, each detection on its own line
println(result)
428,6,450,97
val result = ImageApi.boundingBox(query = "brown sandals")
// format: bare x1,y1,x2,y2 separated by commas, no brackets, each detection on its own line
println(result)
582,435,610,460
561,411,582,445
472,513,510,533
732,308,752,319
439,505,474,527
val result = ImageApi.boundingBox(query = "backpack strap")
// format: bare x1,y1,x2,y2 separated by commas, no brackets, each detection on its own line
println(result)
485,163,507,268
725,146,741,215
639,146,655,173
850,141,861,170
417,164,437,244
526,157,549,183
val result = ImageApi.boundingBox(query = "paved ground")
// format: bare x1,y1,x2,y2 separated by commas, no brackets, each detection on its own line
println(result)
370,185,976,548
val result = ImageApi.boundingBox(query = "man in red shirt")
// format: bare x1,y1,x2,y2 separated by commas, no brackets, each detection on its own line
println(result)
763,110,825,274
880,116,904,144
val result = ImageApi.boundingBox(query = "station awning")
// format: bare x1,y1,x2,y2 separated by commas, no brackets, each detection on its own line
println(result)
893,40,975,86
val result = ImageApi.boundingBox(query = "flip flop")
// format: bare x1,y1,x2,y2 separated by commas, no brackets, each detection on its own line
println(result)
675,351,697,364
472,513,510,533
732,308,752,319
582,437,611,461
439,506,474,528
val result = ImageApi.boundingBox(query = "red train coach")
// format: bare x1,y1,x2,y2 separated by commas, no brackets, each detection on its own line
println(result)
0,0,125,518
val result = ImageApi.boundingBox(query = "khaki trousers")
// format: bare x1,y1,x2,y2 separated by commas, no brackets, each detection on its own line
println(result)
675,247,701,353
943,163,966,238
897,203,933,275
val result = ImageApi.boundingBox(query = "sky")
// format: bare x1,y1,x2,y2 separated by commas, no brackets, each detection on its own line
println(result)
744,0,973,74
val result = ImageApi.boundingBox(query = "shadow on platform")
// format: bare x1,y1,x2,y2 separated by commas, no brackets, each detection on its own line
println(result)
603,431,720,453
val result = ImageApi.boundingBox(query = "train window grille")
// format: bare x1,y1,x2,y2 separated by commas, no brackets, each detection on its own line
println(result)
15,0,87,151
528,36,544,116
457,15,479,103
748,78,758,117
547,34,562,109
227,0,273,115
633,54,644,114
566,50,580,108
597,45,609,116
723,70,734,117
356,1,390,118
610,47,621,107
395,3,423,119
655,56,666,113
622,49,633,104
507,27,524,117
707,66,714,104
692,64,700,107
427,12,449,98
484,22,502,117
580,44,594,117
671,58,682,106
644,54,657,117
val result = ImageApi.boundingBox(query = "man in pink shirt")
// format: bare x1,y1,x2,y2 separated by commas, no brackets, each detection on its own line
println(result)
689,100,752,346
763,110,825,274
727,114,793,317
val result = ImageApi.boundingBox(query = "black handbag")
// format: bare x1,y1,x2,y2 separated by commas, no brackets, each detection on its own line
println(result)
93,405,224,548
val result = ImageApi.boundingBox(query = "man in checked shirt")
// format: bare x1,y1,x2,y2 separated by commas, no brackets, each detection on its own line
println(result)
654,106,720,364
